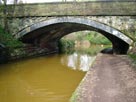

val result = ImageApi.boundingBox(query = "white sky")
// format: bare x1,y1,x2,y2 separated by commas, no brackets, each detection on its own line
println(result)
7,0,75,4
3,0,99,4
24,0,69,3
2,0,99,4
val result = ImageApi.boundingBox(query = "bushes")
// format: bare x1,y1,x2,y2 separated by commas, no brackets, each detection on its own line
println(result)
129,54,136,70
58,39,75,53
59,31,112,54
0,26,23,50
129,54,136,64
84,33,111,45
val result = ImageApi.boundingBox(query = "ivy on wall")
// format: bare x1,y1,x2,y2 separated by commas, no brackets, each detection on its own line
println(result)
0,26,23,49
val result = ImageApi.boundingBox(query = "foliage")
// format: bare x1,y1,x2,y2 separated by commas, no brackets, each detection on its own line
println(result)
59,38,111,55
128,54,136,70
59,31,112,54
129,54,136,64
58,39,75,53
0,26,23,49
84,32,111,45
62,31,111,45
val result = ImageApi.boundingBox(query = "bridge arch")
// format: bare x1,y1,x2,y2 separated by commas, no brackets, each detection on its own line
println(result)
17,17,133,54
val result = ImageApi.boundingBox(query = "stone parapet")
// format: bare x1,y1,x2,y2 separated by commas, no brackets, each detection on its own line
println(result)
0,1,136,17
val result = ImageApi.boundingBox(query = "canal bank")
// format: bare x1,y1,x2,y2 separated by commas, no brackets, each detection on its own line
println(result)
70,53,136,102
0,43,10,64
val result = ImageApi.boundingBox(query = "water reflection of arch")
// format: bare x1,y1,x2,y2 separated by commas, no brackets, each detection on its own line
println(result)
17,17,133,54
61,53,96,72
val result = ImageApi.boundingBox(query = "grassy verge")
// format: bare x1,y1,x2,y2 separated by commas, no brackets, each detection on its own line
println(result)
129,54,136,64
128,54,136,70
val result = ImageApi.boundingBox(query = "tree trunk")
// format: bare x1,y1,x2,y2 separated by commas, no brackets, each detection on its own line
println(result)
3,0,9,33
12,0,18,16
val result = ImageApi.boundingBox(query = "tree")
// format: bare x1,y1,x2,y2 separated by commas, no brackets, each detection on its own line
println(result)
62,0,66,2
13,0,18,16
2,0,9,32
1,0,19,33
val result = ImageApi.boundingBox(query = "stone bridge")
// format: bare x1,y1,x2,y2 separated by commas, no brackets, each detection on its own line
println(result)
0,1,135,54
0,1,136,17
0,1,135,35
16,17,133,54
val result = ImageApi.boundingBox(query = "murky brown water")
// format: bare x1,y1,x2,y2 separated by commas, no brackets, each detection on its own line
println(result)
0,53,94,102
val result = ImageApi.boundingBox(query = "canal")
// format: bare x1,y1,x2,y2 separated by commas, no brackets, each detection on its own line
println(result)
0,52,97,102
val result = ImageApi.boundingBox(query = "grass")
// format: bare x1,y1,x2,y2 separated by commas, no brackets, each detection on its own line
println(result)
128,54,136,70
129,54,136,64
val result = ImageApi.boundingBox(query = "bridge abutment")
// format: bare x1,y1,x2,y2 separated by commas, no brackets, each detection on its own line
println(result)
112,41,129,54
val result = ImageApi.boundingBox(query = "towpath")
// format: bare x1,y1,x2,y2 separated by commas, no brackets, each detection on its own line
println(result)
71,54,136,102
